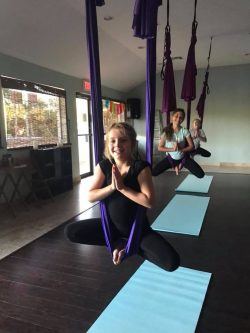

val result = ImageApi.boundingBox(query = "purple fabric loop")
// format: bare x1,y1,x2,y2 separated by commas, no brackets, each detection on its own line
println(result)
100,201,146,259
85,0,104,163
86,0,159,260
196,37,212,125
181,19,198,129
161,26,176,125
131,0,162,164
100,201,113,255
145,38,156,165
125,205,146,257
132,0,162,39
196,71,209,124
181,21,198,102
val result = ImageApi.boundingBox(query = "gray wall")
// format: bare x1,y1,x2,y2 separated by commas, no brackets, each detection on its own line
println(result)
127,63,250,166
0,53,126,181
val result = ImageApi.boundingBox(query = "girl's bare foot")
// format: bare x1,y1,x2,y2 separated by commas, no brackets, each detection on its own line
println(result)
113,248,126,265
113,249,120,265
175,166,179,176
113,239,126,265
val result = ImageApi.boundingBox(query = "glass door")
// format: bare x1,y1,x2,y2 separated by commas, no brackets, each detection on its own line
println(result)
76,94,93,178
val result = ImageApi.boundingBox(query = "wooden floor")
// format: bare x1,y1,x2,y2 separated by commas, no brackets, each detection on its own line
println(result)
0,177,95,260
0,171,250,333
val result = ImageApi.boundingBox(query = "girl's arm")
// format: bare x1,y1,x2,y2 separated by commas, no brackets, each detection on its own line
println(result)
113,165,155,209
158,136,177,153
180,135,194,153
87,164,115,202
199,130,207,142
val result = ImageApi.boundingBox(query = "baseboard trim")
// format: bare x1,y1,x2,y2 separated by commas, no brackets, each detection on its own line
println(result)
219,162,250,168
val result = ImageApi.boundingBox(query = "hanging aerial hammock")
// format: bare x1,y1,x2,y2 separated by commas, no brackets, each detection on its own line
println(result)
132,0,162,165
161,0,176,126
85,0,161,260
85,0,105,164
181,0,198,129
132,0,162,40
196,36,213,126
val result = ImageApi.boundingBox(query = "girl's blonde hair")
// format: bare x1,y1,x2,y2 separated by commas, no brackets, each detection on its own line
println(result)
193,118,202,128
104,122,137,161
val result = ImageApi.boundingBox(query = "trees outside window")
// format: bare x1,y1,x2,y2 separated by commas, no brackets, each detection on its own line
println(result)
1,76,68,149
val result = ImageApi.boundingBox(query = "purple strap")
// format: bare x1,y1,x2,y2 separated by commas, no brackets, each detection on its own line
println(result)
145,37,156,165
125,205,146,257
86,0,157,261
196,36,213,125
85,0,105,163
132,0,162,39
132,0,161,164
181,0,198,129
100,200,146,259
100,201,113,255
161,0,176,125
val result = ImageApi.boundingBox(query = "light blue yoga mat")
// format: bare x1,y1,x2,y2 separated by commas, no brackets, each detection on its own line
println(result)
175,174,213,193
87,261,211,333
152,194,210,236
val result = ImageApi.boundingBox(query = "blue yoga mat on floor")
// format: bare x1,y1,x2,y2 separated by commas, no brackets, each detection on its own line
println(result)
175,175,213,193
87,261,211,333
152,194,210,236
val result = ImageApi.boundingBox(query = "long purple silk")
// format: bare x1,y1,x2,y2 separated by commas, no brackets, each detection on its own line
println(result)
196,71,209,125
86,0,159,259
196,37,212,126
161,26,176,125
181,19,198,129
85,0,104,164
132,0,162,164
181,21,197,102
132,0,162,39
145,37,156,165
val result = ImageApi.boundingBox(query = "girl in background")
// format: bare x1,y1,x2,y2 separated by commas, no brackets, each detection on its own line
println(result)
190,118,211,158
152,108,205,178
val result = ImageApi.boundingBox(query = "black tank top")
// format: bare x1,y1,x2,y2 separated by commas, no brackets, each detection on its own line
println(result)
99,159,151,235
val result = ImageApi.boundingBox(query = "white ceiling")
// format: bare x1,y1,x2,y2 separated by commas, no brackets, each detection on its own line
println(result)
0,0,249,92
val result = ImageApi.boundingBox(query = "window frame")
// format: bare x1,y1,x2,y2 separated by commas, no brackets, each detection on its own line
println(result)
0,75,70,151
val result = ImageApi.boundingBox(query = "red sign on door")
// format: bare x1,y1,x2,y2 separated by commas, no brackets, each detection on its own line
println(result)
83,80,91,91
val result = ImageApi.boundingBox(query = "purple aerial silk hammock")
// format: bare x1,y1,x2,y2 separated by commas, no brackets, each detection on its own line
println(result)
132,0,162,164
145,38,157,165
161,0,176,126
100,201,146,257
132,0,162,39
86,0,162,259
85,0,118,257
181,0,198,129
196,37,213,126
85,0,105,164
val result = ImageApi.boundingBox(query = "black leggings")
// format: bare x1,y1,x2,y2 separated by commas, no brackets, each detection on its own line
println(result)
191,147,211,158
152,155,205,178
64,218,180,272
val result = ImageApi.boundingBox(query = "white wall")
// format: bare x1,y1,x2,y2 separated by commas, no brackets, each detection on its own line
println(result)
127,64,250,166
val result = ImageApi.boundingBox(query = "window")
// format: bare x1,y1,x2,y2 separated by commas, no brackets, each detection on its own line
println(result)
102,98,126,134
1,76,69,149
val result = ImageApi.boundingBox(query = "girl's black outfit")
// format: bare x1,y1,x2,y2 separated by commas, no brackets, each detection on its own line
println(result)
152,155,205,178
65,159,180,272
191,147,211,158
